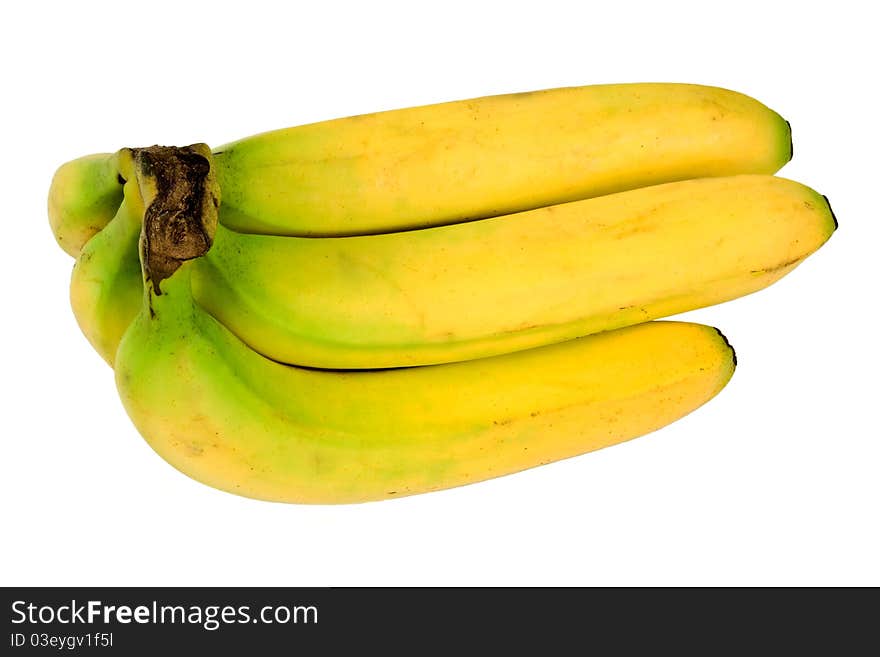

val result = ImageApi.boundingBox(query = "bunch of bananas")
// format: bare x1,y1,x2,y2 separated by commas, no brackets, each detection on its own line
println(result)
49,83,835,504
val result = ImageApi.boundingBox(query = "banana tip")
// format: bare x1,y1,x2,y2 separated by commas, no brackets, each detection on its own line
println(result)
821,194,839,231
712,327,737,367
785,119,793,162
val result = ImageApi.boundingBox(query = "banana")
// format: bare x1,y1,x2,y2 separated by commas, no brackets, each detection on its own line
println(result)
117,262,737,504
68,149,154,365
190,174,834,369
215,83,792,236
50,82,791,250
49,153,124,256
68,194,143,365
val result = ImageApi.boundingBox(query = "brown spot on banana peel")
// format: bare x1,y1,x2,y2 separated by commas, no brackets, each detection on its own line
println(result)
750,252,816,276
127,144,220,294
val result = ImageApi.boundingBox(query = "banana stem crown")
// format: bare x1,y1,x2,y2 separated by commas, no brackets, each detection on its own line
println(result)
122,144,220,296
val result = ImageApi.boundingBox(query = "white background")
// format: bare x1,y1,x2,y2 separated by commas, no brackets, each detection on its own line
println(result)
2,0,877,586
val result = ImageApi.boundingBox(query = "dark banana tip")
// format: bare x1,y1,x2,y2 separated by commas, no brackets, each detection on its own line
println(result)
822,195,839,231
785,119,793,162
713,327,737,367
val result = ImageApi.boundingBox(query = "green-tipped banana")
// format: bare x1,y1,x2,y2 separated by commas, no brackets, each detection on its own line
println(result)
118,261,736,503
69,193,143,365
49,152,124,256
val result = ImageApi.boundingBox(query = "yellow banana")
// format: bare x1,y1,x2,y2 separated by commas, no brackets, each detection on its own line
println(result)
214,83,792,236
117,262,736,504
49,82,792,253
190,174,834,369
